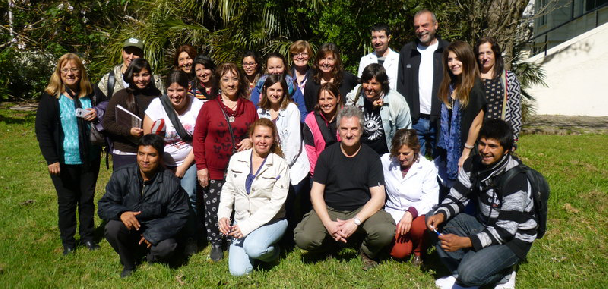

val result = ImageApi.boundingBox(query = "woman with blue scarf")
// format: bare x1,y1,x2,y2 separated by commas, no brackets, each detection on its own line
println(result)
436,41,486,187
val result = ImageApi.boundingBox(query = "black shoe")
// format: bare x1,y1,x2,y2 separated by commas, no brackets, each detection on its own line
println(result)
83,240,100,251
63,245,76,256
210,246,223,262
120,268,134,278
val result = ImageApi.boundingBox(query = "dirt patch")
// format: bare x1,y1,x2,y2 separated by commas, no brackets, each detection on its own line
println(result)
523,115,608,135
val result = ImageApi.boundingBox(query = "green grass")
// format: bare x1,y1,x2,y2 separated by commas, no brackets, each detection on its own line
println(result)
0,107,606,288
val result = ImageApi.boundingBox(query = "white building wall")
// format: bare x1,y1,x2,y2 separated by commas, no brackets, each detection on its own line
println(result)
526,21,608,116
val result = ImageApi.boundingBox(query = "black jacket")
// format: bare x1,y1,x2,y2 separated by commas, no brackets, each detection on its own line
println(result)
396,37,450,122
35,88,104,166
303,71,358,112
98,163,190,245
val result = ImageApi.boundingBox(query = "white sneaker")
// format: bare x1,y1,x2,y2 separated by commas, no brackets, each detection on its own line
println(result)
495,271,516,289
435,276,457,288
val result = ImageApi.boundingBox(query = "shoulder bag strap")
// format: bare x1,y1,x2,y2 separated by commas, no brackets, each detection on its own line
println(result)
217,99,237,152
107,70,115,98
160,94,193,142
500,70,509,120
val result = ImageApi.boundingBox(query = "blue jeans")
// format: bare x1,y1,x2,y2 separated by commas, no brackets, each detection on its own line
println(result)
435,214,520,287
179,164,198,214
228,219,288,276
412,117,437,157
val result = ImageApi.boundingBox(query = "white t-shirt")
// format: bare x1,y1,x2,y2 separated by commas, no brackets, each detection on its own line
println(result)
417,41,439,115
145,96,203,166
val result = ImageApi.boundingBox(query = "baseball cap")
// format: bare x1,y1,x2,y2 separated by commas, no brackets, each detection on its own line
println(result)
122,37,144,50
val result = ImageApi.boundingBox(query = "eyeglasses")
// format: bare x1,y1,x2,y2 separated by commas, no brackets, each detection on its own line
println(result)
294,53,308,58
243,62,257,67
61,68,80,74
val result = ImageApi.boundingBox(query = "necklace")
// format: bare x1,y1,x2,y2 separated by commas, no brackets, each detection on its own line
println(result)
340,143,361,158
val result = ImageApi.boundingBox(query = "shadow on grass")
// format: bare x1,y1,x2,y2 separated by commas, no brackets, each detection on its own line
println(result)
0,110,37,124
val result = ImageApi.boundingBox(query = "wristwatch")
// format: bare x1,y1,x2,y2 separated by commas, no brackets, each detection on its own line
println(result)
353,217,362,226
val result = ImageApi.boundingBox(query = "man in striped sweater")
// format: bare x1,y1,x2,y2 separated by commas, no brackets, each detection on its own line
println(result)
427,119,537,289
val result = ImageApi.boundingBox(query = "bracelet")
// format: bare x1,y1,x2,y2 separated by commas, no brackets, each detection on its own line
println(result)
464,143,474,149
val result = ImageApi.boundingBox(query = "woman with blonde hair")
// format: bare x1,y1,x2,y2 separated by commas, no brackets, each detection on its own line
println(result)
35,53,103,255
436,41,486,186
219,118,289,276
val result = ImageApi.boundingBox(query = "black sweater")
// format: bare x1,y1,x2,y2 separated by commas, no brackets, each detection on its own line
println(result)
103,86,160,153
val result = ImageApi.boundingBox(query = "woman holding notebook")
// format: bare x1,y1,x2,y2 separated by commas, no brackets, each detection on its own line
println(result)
103,58,162,170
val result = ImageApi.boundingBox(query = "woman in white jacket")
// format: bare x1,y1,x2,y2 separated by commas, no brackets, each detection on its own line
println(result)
218,118,290,276
381,128,439,266
257,74,310,232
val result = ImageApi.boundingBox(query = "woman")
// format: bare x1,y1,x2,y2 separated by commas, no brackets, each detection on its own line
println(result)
346,63,412,155
257,75,310,233
476,37,522,146
193,62,258,261
189,54,217,102
436,41,486,185
381,129,439,266
303,43,357,113
103,58,162,170
303,82,342,177
174,44,197,76
249,53,305,119
241,50,263,96
143,70,203,212
289,40,314,96
218,119,290,276
35,53,102,255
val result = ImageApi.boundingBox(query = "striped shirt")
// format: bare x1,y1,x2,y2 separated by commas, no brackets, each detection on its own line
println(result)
435,154,538,259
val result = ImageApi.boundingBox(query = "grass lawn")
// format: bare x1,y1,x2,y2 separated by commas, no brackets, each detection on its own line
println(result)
0,106,606,288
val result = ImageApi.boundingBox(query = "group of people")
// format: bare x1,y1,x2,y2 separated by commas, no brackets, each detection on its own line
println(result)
35,8,537,289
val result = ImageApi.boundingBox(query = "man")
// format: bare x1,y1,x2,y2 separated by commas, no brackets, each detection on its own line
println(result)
294,106,395,270
357,24,399,91
426,119,538,289
396,9,449,156
98,134,190,278
97,37,165,99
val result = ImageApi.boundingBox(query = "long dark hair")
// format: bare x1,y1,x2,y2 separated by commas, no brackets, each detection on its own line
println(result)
124,58,153,112
167,70,190,90
264,52,289,77
475,36,504,78
437,41,479,108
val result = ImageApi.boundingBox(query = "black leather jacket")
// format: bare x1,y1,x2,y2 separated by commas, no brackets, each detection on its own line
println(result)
98,163,190,245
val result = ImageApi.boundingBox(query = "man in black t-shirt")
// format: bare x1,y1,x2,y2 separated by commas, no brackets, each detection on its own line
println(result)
294,106,395,270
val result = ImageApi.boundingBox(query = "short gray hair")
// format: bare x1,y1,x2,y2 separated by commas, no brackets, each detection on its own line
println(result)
414,9,437,24
337,105,363,129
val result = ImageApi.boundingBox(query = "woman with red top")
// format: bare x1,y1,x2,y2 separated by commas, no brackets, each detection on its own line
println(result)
193,62,258,261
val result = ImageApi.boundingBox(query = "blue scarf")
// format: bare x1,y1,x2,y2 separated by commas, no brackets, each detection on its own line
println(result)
438,86,462,180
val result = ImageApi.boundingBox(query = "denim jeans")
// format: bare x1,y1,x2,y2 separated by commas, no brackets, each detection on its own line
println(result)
228,219,288,276
435,214,520,287
412,117,437,157
179,163,198,214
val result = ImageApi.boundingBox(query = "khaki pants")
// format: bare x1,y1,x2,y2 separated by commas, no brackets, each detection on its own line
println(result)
294,206,395,258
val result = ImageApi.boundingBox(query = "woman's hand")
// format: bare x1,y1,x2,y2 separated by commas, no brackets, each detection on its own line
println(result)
197,169,209,187
236,138,252,152
219,217,231,235
175,163,188,179
84,108,97,122
397,211,413,237
130,127,143,137
229,225,243,239
48,162,60,175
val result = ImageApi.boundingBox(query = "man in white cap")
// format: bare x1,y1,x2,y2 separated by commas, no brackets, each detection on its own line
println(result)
97,37,164,99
